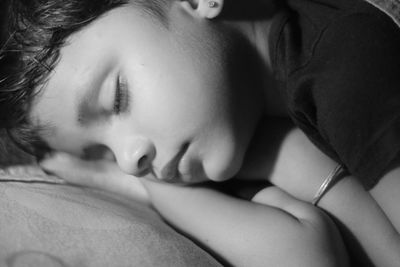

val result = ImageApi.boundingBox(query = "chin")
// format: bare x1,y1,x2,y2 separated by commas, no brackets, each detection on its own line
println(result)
205,158,242,183
179,173,208,184
177,163,237,184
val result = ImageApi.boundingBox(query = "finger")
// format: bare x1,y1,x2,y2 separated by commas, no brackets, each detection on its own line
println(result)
41,152,103,184
40,152,150,204
40,152,84,180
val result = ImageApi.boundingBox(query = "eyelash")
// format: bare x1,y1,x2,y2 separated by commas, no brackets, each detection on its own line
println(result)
114,76,129,115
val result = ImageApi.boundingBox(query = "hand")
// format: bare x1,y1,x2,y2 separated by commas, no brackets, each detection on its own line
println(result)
40,152,150,205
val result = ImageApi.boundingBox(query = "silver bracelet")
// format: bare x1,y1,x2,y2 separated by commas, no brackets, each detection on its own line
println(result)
312,164,347,206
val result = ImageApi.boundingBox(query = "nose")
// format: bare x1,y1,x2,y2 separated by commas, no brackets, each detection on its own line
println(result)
114,137,156,177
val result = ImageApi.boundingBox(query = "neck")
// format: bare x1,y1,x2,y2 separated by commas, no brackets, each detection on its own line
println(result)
225,12,287,117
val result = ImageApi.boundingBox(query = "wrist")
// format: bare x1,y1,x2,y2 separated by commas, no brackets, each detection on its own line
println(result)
139,178,192,203
311,164,348,206
268,129,341,202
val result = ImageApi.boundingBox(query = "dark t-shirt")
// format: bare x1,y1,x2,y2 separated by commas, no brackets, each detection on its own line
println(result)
269,0,400,188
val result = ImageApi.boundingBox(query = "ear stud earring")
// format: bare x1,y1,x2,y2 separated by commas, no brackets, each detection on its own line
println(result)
208,1,218,8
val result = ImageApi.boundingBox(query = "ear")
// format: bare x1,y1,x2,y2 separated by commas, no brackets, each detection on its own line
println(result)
180,0,224,19
197,0,224,19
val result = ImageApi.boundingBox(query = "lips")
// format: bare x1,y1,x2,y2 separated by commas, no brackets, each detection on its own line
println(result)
159,144,189,182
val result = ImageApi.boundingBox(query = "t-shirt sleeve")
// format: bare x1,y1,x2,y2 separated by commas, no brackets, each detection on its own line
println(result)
305,13,400,188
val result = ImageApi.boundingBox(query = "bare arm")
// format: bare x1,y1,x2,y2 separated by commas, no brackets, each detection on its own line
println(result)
41,152,347,267
268,128,400,267
370,165,400,233
141,179,347,267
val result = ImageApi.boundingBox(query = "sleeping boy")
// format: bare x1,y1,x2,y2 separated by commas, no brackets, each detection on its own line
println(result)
1,0,400,266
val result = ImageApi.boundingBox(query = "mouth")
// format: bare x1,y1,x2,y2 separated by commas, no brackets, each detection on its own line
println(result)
159,143,189,182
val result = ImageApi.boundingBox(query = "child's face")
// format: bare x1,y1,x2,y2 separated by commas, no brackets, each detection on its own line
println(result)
30,3,261,183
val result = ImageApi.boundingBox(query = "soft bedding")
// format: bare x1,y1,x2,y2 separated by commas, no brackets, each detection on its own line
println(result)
0,165,221,267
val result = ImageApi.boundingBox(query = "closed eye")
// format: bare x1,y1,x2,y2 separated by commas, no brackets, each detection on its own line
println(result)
114,75,130,115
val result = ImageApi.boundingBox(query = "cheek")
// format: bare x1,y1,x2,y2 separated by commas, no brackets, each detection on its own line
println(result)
203,133,245,181
134,70,214,134
134,59,237,142
147,85,231,139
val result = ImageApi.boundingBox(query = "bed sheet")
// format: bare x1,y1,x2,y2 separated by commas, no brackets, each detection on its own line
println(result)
0,165,221,267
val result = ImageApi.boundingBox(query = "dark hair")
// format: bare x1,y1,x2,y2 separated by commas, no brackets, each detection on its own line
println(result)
0,0,169,162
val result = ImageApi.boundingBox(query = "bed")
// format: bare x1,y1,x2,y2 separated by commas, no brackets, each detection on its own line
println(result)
0,163,222,267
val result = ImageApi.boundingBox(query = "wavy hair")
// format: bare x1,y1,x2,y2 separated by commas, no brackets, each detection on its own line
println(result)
0,0,169,160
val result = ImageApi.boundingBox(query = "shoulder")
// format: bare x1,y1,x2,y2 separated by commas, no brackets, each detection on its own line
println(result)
312,11,400,105
283,2,400,187
310,11,400,97
271,0,400,80
321,10,400,51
